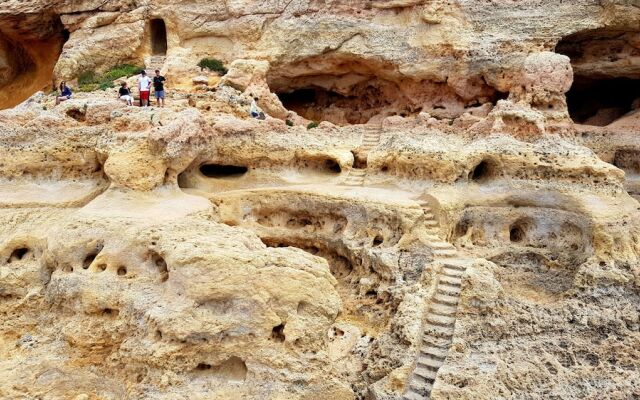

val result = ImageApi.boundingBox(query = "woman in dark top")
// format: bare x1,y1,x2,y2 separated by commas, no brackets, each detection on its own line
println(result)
55,81,72,105
118,82,133,106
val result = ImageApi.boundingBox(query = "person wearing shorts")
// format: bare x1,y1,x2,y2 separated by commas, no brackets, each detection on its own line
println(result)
56,81,72,105
138,71,151,107
153,70,166,107
118,82,133,106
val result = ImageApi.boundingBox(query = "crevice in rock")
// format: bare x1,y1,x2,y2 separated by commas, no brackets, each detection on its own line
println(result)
200,164,248,179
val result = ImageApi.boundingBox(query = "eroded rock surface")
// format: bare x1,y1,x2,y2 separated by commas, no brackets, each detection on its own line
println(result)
0,1,639,400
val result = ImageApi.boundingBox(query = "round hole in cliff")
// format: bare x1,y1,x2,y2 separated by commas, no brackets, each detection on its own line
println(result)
373,235,384,247
271,323,286,342
200,164,248,179
469,159,497,183
509,218,531,243
196,363,212,371
8,247,29,263
96,263,107,272
150,19,168,56
66,108,87,122
325,159,342,173
117,266,127,276
149,250,169,282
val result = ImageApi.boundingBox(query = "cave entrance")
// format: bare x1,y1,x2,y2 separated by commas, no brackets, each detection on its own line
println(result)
556,28,640,126
150,19,167,55
565,77,640,126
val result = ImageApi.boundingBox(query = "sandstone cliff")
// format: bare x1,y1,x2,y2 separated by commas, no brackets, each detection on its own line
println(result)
0,1,639,400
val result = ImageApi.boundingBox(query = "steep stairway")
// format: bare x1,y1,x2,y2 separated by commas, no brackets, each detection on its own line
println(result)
403,200,472,400
144,55,166,76
343,125,382,186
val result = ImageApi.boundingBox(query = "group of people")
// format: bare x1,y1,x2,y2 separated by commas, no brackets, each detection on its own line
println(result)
55,69,167,108
119,70,166,107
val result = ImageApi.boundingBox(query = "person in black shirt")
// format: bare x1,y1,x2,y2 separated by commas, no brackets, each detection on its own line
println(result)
118,82,133,106
153,70,166,107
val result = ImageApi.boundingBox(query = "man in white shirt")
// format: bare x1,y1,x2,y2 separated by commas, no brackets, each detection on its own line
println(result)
138,71,152,107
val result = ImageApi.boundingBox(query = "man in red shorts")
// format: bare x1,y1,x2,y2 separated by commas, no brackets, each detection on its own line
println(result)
138,70,152,107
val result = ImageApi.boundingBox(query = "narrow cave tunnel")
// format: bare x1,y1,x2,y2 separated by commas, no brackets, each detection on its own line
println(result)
556,28,640,126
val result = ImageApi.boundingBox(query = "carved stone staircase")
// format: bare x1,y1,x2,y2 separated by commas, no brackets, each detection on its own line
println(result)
343,125,382,186
144,55,166,76
403,200,472,400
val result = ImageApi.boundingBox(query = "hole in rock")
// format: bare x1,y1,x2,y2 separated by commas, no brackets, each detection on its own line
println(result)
509,218,531,243
150,19,168,55
200,164,248,179
556,28,640,126
325,159,342,173
196,363,212,371
271,323,286,342
96,263,107,272
195,357,247,381
565,77,640,126
66,108,86,122
149,250,169,282
269,55,504,126
469,159,497,183
102,308,119,317
117,266,127,276
373,235,384,247
8,247,29,263
82,244,102,269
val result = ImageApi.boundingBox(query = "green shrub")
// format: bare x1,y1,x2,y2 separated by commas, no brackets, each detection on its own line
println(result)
197,58,228,75
76,64,143,92
307,121,319,130
286,119,294,127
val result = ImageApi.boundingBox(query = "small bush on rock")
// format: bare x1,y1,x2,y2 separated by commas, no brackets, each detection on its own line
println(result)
307,121,319,130
198,58,228,75
77,64,143,92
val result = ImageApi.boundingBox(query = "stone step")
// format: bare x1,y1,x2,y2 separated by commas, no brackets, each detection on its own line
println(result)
408,381,432,397
424,212,435,220
417,354,445,369
421,344,450,359
403,389,426,400
428,241,454,250
433,248,457,257
441,267,464,278
425,312,456,327
422,334,452,349
443,259,472,270
423,323,455,338
433,292,459,306
439,275,462,286
349,169,366,175
425,220,439,227
438,282,462,295
429,302,457,316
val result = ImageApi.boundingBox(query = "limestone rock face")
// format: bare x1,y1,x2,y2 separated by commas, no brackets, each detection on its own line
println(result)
1,1,640,400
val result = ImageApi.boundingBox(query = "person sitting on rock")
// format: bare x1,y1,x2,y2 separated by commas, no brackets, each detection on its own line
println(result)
55,81,72,105
138,71,152,107
153,69,166,108
250,96,264,119
118,82,133,106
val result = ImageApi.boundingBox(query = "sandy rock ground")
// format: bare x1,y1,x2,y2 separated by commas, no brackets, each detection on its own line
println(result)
0,1,639,400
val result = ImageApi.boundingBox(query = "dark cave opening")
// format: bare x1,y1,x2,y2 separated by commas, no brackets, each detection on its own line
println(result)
556,28,640,126
469,159,497,183
565,77,640,126
150,19,168,55
200,164,249,179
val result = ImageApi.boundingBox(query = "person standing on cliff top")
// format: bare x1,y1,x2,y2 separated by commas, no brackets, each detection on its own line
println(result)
153,69,166,108
138,70,152,107
55,81,72,105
